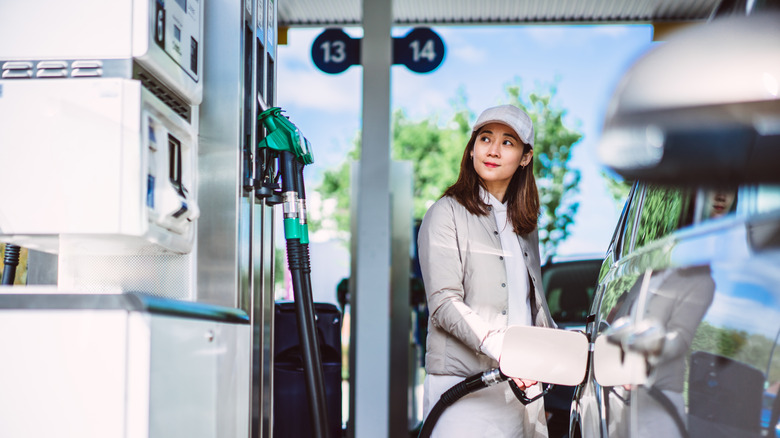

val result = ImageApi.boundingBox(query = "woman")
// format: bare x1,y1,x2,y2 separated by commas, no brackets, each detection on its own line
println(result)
418,104,556,437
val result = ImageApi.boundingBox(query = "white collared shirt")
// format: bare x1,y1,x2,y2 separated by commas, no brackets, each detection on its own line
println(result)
479,189,532,361
486,191,532,327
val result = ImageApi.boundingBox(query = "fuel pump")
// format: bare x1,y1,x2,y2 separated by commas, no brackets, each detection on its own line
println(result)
257,107,330,438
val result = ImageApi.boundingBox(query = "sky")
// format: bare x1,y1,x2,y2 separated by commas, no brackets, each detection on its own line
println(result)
275,24,657,303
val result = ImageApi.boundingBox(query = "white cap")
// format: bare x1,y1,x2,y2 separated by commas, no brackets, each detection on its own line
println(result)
473,104,534,148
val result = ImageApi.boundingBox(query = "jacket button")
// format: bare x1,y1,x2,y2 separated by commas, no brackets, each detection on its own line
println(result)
488,206,492,211
494,231,499,235
502,310,507,315
523,252,528,257
499,256,504,260
501,283,506,287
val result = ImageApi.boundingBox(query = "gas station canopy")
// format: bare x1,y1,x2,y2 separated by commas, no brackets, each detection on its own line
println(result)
279,0,722,26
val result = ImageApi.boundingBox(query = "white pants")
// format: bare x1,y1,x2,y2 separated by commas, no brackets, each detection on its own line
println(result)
423,374,549,438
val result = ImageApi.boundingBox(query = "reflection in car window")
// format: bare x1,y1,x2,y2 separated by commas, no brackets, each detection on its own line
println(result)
695,186,738,222
599,185,634,282
756,184,780,214
619,183,643,259
633,185,689,251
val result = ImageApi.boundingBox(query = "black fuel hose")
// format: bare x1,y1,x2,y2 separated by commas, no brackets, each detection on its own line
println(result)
2,244,21,285
279,151,330,438
417,368,552,438
418,369,505,438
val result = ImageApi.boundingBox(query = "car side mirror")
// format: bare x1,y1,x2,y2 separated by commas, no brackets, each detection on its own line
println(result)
500,326,589,386
598,13,780,186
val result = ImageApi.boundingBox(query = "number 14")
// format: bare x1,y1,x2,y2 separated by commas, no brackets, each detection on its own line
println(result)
409,39,436,62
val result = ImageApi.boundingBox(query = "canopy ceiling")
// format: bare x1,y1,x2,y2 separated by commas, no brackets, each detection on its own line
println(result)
278,0,723,27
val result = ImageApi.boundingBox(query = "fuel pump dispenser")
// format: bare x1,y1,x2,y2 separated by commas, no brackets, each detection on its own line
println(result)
0,0,203,260
257,107,332,438
0,0,263,437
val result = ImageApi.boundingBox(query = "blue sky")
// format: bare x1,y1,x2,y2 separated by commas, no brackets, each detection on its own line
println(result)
276,24,656,301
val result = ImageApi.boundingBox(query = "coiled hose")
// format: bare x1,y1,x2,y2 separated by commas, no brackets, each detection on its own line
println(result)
418,368,552,438
2,244,21,285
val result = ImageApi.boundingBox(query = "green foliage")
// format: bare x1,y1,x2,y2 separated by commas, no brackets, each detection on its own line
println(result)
505,80,582,257
312,79,583,257
633,185,686,251
691,321,780,382
602,171,632,208
392,107,470,219
274,246,286,299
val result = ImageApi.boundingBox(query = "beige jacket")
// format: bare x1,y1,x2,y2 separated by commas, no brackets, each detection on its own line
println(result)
418,195,555,377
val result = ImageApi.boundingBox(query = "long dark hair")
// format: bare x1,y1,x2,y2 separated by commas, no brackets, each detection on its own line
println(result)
443,130,540,235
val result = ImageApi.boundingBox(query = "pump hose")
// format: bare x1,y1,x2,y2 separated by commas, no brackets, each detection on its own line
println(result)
286,238,331,438
2,244,21,285
417,370,500,438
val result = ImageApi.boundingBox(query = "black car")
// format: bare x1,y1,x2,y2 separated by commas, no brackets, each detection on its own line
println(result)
541,256,602,438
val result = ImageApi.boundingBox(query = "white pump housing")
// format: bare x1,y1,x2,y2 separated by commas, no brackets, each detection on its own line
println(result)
0,78,198,255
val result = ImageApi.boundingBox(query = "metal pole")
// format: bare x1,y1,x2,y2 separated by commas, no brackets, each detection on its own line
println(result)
352,0,393,436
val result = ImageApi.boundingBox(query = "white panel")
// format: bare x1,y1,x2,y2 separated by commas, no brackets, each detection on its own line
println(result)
149,315,218,437
215,321,251,437
127,312,153,438
0,310,129,438
0,0,133,59
0,0,202,104
0,79,128,237
0,79,197,255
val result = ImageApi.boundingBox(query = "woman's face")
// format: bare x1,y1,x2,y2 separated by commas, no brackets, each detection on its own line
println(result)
472,122,533,200
706,188,737,218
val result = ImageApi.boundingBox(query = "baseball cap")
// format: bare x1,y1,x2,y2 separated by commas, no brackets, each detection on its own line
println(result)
472,104,534,148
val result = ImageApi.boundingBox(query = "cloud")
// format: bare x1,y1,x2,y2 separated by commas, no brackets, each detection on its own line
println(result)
524,25,570,46
277,68,361,112
393,74,453,118
706,291,779,338
277,27,361,112
448,43,488,64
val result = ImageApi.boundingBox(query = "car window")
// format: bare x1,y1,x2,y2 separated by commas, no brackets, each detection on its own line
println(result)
694,186,738,223
632,184,690,251
599,184,633,282
542,260,601,328
692,184,780,223
619,183,643,259
754,184,780,215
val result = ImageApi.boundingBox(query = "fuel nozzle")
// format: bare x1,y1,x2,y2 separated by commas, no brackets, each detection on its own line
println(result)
258,107,314,164
257,107,328,438
257,107,313,242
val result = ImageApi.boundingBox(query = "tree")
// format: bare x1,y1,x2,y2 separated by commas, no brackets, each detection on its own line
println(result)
312,80,583,258
392,93,472,220
602,170,633,209
505,80,582,257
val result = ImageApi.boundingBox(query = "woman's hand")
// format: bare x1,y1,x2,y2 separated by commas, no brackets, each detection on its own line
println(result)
511,377,537,390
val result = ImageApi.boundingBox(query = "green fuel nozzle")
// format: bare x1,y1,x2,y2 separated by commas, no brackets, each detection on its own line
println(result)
257,108,313,242
258,108,329,438
258,107,314,165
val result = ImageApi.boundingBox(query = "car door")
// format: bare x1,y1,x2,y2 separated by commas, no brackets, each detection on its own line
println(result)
571,182,639,438
574,182,695,438
584,183,780,438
